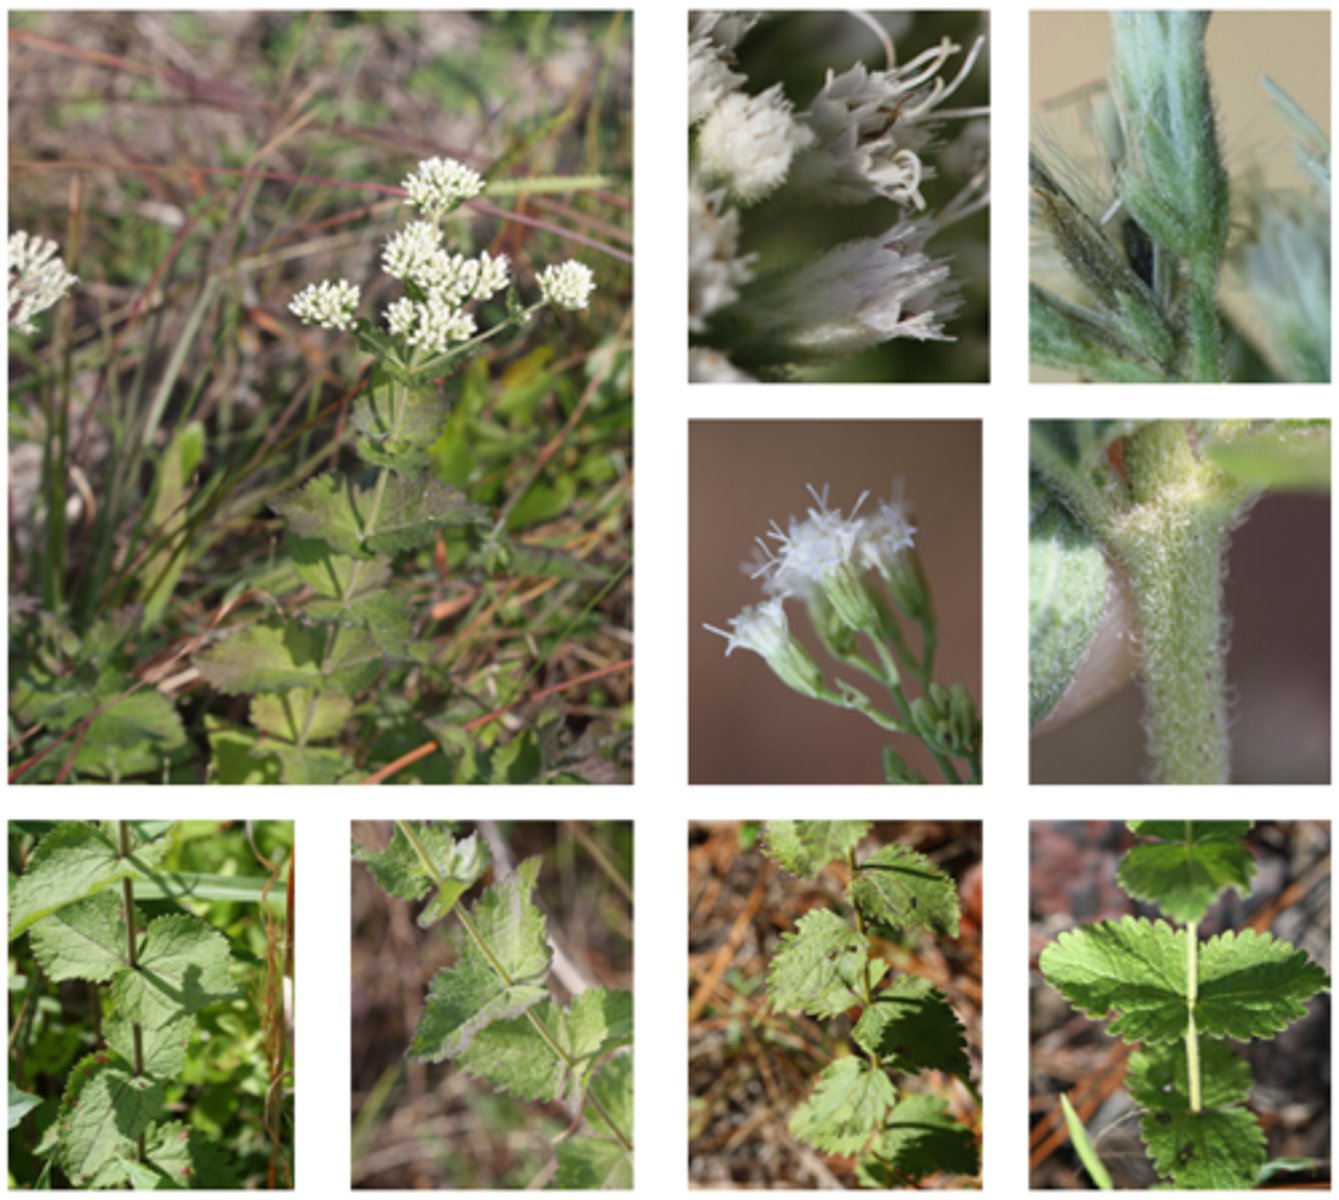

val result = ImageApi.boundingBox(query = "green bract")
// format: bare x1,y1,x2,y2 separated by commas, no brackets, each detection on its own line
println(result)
762,820,977,1186
353,821,633,1190
1039,821,1330,1189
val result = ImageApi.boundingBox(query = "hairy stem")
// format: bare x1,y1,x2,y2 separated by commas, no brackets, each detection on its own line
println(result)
1185,919,1201,1113
117,821,147,1162
396,821,634,1155
1111,423,1247,783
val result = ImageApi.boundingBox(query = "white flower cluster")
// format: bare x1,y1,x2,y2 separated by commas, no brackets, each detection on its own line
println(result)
687,12,988,381
706,482,917,675
537,260,596,310
290,157,594,355
8,231,78,334
401,156,486,219
289,278,361,331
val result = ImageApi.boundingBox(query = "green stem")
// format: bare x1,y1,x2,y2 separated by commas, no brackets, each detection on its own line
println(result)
117,822,147,1162
847,850,882,1073
1112,423,1247,784
395,821,634,1156
1186,263,1225,383
1185,919,1201,1113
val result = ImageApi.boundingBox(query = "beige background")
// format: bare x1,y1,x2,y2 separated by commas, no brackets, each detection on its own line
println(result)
690,421,982,785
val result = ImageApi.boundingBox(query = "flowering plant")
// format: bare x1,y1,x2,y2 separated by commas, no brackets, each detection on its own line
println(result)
191,157,597,783
705,482,981,783
689,11,989,382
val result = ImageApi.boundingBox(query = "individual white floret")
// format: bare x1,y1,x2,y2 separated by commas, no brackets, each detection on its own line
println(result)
702,594,827,700
754,483,867,600
696,84,815,205
689,35,745,125
538,260,596,310
739,220,959,357
289,278,361,331
689,181,753,331
8,231,78,334
858,489,917,574
402,156,485,219
791,37,985,209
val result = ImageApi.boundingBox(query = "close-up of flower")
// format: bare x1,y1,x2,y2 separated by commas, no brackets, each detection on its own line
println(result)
688,10,989,383
8,230,78,334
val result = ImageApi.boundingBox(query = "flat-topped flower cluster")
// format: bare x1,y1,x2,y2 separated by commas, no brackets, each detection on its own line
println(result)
291,156,594,356
8,230,78,334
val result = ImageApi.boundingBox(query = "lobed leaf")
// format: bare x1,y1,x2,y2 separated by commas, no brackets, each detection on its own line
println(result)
9,821,168,940
352,823,490,924
58,1061,165,1184
1197,928,1330,1040
249,689,354,744
410,858,551,1061
289,536,391,601
456,988,632,1103
789,1056,896,1157
1139,1105,1266,1189
762,820,871,877
270,471,485,558
207,723,357,785
110,915,236,1028
851,975,971,1080
1128,1036,1253,1112
558,1055,634,1188
104,1008,195,1079
767,908,872,1019
555,1136,632,1189
195,618,382,697
27,891,126,983
1039,917,1188,1043
850,844,961,938
858,1092,979,1185
1118,820,1255,924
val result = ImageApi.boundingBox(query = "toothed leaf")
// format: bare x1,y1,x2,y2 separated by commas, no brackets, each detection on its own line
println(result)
1139,1105,1266,1189
852,975,971,1080
789,1056,896,1157
1118,820,1256,924
28,891,126,983
859,1093,979,1184
768,908,875,1019
110,916,235,1027
762,820,871,877
850,844,961,938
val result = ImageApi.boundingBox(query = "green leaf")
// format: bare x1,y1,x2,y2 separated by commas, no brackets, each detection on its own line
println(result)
410,858,551,1061
110,915,235,1027
852,975,971,1080
195,618,382,696
1031,420,1141,489
8,1081,41,1130
249,689,354,743
1128,1036,1252,1112
860,1093,978,1184
207,723,357,784
1196,928,1330,1040
131,870,288,909
763,821,871,877
289,536,391,600
141,420,206,627
1059,1093,1113,1190
307,590,414,655
791,1056,896,1157
105,1008,194,1078
270,471,484,557
58,1061,165,1184
1039,917,1188,1043
70,690,188,780
9,821,169,940
583,1052,633,1142
1042,918,1329,1045
352,823,490,925
28,891,126,983
456,988,632,1102
850,844,961,938
1203,422,1331,491
1117,821,1256,924
557,1056,633,1188
1029,483,1110,727
555,1135,632,1189
767,909,873,1019
1140,1105,1266,1189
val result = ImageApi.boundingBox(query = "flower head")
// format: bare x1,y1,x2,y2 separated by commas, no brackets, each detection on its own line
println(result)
689,179,753,332
696,84,816,205
8,231,78,334
689,36,745,125
703,595,826,699
538,260,596,310
384,294,476,353
402,156,486,219
289,278,361,331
